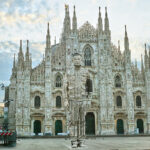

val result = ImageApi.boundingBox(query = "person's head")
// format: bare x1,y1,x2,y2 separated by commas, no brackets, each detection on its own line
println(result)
73,53,81,67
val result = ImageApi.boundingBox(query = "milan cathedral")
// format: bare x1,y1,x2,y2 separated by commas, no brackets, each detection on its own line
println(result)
7,5,150,136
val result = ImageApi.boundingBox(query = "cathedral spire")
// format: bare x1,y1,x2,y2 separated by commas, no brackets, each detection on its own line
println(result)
12,53,16,76
45,23,51,64
125,25,128,38
54,36,56,45
18,40,24,60
135,59,137,68
65,4,68,16
104,7,109,32
145,43,147,53
47,22,50,34
19,40,22,53
149,46,150,69
13,53,15,68
124,25,129,50
141,54,144,73
144,43,149,70
46,22,51,49
43,53,45,61
118,40,120,51
25,40,31,69
63,4,71,36
18,40,24,69
145,43,147,57
72,5,77,33
98,6,103,33
25,40,29,61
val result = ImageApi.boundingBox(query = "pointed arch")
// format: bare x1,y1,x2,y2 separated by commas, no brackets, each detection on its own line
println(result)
83,44,93,66
116,96,122,107
85,78,93,93
55,73,63,88
56,96,61,108
136,96,142,107
34,96,41,108
115,74,122,88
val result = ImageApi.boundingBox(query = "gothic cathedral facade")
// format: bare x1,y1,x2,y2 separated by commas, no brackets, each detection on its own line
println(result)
7,5,150,136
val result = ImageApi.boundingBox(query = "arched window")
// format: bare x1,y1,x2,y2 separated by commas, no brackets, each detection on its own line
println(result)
136,96,142,107
115,75,122,88
84,47,91,66
34,96,40,108
56,96,61,108
56,75,62,87
116,96,122,107
85,79,93,93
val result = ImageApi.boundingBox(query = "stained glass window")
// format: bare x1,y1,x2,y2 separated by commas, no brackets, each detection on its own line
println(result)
84,47,91,66
34,96,40,108
56,96,61,108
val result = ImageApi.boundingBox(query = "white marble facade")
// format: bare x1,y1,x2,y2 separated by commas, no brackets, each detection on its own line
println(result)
7,5,150,136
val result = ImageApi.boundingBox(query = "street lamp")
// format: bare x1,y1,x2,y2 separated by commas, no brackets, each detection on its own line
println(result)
0,83,14,130
3,99,14,131
0,83,5,90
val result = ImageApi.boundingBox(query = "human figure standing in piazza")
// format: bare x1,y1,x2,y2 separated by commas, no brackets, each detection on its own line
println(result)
65,53,88,105
64,52,89,136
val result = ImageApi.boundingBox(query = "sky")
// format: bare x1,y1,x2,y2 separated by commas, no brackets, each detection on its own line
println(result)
0,0,150,101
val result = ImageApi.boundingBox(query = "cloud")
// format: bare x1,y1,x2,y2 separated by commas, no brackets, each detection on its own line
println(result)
0,11,49,26
0,0,61,42
30,42,45,66
128,0,137,3
0,40,45,67
91,0,97,4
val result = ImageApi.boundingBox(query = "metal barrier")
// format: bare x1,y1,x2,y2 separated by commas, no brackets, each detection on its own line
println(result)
0,131,16,147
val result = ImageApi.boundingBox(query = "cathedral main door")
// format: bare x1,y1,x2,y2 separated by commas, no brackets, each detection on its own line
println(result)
137,119,144,134
117,119,124,134
85,112,95,135
34,120,41,135
55,120,63,135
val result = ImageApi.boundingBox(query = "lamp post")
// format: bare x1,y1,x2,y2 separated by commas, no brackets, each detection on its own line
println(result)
3,99,13,130
0,83,14,130
0,83,5,90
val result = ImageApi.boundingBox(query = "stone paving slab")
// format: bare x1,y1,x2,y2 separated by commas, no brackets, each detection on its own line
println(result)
0,137,150,150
